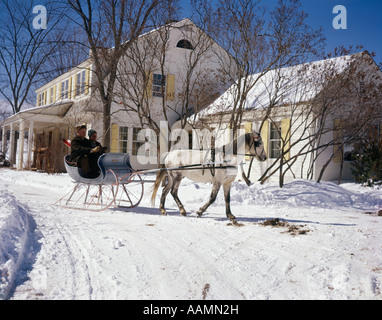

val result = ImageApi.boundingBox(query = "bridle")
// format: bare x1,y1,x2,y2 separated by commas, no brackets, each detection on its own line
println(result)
202,132,264,176
212,133,263,159
245,133,263,158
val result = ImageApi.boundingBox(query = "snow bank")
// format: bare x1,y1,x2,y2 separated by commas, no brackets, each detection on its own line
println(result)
0,169,72,192
0,190,31,299
182,179,382,212
240,179,381,210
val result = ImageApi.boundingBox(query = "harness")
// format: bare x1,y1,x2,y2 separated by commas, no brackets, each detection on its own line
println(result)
201,133,263,177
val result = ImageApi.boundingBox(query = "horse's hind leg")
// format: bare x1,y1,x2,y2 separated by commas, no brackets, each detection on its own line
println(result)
160,173,173,216
196,182,221,217
170,173,186,216
223,182,236,222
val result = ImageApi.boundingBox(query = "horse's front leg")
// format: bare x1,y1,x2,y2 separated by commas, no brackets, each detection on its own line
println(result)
170,174,186,216
196,182,221,217
223,182,236,222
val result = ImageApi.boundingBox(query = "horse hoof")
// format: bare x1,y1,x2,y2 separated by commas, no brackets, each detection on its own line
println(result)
160,209,167,216
180,210,187,216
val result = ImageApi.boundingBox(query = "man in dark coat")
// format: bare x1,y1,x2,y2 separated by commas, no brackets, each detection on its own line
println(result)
87,129,107,175
70,125,101,177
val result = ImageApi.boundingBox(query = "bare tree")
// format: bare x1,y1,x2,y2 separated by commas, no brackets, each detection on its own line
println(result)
66,0,169,149
207,0,325,138
254,50,382,187
114,14,230,163
0,0,65,114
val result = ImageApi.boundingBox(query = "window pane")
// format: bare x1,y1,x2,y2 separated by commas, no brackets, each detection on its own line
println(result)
176,39,194,50
118,127,129,153
119,127,128,141
270,140,281,158
152,74,166,97
269,121,281,158
270,122,280,139
119,141,128,153
50,87,54,104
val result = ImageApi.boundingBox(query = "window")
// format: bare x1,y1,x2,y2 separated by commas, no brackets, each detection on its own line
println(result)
50,87,55,104
176,39,194,50
269,121,281,159
37,92,45,106
152,73,166,97
76,70,86,96
61,79,69,99
132,128,144,156
119,126,129,153
343,143,355,162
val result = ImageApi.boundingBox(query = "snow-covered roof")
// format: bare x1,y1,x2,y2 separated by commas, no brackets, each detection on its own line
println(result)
195,52,365,120
0,100,73,126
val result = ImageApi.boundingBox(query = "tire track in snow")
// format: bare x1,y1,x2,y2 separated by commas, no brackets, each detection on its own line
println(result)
4,176,381,300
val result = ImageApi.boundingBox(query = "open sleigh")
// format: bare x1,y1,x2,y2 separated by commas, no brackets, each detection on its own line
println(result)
55,153,144,211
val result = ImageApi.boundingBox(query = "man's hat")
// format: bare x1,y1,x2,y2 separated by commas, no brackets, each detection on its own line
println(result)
76,124,87,131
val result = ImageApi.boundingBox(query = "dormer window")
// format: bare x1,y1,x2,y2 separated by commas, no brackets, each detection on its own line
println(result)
76,70,86,96
61,79,69,99
176,39,194,50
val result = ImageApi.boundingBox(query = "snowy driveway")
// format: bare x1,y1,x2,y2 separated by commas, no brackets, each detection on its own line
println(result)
0,169,381,300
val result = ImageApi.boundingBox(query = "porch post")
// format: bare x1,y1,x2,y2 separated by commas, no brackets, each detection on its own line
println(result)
27,121,34,169
17,120,25,170
1,125,6,153
9,122,15,166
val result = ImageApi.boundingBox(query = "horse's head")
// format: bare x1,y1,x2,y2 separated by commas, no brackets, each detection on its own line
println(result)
246,132,267,162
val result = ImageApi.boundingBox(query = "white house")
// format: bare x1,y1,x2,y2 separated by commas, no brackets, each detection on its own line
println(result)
192,51,382,184
0,18,233,171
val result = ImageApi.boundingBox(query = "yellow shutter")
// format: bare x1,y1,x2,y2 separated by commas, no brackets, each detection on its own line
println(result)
53,85,56,103
145,71,153,98
85,68,90,95
166,74,175,101
281,118,291,161
73,74,77,99
260,120,269,158
58,83,62,100
44,90,47,105
110,123,119,153
68,77,72,99
333,119,343,163
244,122,252,160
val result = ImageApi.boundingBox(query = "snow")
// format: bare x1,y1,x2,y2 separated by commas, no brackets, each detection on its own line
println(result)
0,168,381,300
194,53,358,120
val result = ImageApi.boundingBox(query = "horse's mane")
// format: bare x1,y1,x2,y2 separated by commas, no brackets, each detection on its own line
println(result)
219,132,253,155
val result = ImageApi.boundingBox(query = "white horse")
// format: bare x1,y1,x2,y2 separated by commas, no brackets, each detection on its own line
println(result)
151,132,267,224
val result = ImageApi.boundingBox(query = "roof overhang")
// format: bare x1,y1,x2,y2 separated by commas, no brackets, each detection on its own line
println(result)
0,101,73,127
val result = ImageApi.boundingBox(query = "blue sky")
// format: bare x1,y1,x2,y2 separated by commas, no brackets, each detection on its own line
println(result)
179,0,382,65
301,0,382,64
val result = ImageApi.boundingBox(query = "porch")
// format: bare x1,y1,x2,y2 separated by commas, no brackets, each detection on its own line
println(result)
0,102,73,171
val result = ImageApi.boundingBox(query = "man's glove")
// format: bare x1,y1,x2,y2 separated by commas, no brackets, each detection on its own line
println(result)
91,146,102,153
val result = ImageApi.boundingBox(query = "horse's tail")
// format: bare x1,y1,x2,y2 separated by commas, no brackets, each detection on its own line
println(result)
151,169,167,206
